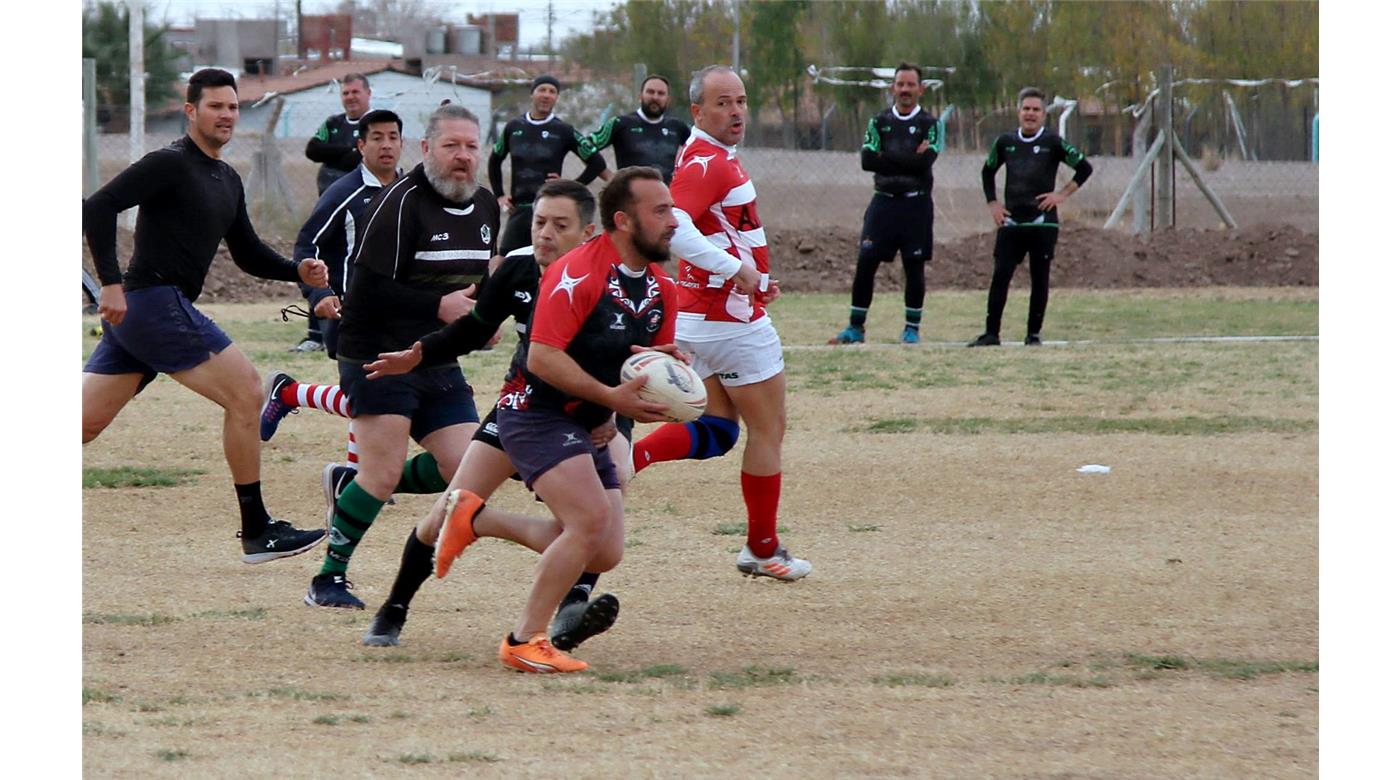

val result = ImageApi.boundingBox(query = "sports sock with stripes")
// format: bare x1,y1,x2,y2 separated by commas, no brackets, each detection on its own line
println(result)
320,480,386,576
849,305,869,329
904,307,923,331
235,481,272,537
345,425,359,470
741,471,781,559
281,382,352,417
385,530,435,609
395,452,448,494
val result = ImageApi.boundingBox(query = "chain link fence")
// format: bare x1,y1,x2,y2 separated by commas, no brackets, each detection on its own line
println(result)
84,75,1318,248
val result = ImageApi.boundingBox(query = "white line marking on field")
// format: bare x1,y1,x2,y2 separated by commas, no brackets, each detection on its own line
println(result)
786,334,1318,351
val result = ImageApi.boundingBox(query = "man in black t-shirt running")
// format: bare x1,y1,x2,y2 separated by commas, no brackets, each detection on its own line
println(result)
970,86,1093,347
82,69,330,564
488,74,605,255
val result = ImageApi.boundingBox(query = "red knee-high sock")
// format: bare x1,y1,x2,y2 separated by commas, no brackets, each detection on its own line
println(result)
741,471,781,558
632,422,695,475
280,382,352,418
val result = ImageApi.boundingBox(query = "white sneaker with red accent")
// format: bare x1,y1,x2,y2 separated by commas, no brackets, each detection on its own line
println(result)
736,544,812,581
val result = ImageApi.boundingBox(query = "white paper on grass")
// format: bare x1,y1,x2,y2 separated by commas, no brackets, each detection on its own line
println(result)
1077,465,1112,474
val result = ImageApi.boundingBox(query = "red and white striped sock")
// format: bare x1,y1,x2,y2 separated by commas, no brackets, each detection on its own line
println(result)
280,382,352,418
345,424,359,470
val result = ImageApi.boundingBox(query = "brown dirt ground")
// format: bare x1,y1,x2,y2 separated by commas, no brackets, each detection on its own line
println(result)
81,303,1318,778
82,221,1317,307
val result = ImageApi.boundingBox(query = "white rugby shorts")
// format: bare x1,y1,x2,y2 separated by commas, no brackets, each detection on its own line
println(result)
677,321,784,387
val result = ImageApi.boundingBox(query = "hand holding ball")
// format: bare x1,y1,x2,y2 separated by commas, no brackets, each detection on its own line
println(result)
619,351,707,423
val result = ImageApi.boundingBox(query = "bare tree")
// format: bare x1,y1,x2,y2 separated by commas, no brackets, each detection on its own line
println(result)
335,0,443,40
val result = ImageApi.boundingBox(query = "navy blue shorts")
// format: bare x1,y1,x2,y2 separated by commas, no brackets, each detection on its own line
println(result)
473,406,634,451
338,360,479,443
496,407,621,491
858,192,934,264
83,286,233,389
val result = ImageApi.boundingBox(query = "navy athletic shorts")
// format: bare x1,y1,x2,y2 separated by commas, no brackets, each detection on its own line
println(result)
858,191,934,264
496,406,621,491
474,406,634,451
83,285,233,389
338,360,479,443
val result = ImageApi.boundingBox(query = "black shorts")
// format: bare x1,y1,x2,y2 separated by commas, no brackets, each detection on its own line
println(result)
338,360,479,443
858,192,934,264
83,285,233,391
496,407,621,491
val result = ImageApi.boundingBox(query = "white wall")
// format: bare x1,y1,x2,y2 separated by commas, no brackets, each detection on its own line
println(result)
241,71,492,140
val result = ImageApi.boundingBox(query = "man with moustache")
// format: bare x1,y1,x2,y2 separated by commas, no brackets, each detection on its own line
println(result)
303,103,498,609
488,74,605,255
830,62,942,345
82,68,330,564
590,73,691,183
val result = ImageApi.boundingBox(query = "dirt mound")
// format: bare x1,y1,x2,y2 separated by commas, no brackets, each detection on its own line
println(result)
84,222,1317,306
770,222,1318,293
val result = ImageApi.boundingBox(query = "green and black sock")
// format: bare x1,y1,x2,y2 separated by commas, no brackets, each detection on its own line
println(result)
395,452,448,494
849,306,869,330
321,480,387,576
904,307,923,332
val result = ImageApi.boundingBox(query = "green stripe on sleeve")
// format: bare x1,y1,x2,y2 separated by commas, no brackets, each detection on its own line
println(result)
862,117,880,152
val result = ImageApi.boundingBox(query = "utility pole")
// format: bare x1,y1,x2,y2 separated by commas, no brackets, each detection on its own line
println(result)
547,0,555,66
730,0,740,71
84,58,99,197
127,0,145,229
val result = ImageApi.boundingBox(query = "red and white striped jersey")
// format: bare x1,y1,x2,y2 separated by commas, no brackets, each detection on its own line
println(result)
669,128,771,341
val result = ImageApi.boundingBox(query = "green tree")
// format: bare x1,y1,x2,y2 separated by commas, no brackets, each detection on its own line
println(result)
82,1,182,131
745,0,810,143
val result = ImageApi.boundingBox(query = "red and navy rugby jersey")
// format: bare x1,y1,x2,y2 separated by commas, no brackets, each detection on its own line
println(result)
498,232,677,418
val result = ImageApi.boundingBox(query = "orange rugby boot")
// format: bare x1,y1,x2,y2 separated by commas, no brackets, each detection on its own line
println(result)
434,489,483,579
498,634,589,674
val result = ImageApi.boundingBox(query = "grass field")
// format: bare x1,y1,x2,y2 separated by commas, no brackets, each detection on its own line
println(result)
81,288,1318,778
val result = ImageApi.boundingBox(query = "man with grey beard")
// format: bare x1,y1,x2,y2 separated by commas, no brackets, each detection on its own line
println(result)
304,103,501,609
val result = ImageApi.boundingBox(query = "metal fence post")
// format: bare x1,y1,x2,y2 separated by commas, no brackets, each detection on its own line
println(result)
1155,65,1174,230
84,58,98,197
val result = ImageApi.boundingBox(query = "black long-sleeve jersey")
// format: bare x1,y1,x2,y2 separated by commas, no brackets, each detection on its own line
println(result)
306,112,364,194
861,105,942,195
982,127,1093,226
335,164,499,365
82,135,301,302
417,245,540,367
488,113,604,205
589,110,691,183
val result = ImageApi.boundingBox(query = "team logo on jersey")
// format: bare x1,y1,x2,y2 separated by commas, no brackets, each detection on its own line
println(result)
430,232,450,242
909,126,917,134
646,309,663,333
610,312,627,330
481,224,492,243
551,266,589,303
661,128,669,135
685,153,717,175
1033,145,1042,154
542,130,550,138
606,271,662,316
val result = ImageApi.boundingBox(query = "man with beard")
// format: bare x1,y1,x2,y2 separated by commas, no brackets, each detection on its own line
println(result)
303,103,498,609
969,86,1093,347
82,68,330,564
830,63,942,345
429,167,681,673
489,74,605,255
355,179,621,653
629,65,812,582
590,74,691,184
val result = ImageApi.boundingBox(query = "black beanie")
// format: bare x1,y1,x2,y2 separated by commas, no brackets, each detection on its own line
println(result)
530,74,561,92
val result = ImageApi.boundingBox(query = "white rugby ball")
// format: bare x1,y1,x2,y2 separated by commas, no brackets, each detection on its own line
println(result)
620,350,707,422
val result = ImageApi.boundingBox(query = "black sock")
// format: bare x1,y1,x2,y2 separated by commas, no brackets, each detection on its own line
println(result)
235,482,271,537
508,633,527,646
560,572,601,610
385,531,435,610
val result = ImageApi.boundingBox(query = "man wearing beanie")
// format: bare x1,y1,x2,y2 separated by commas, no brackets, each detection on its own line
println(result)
488,74,605,254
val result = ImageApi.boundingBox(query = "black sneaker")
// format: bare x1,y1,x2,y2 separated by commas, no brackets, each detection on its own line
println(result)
305,573,365,609
259,370,298,442
967,333,1001,347
238,519,326,564
1024,333,1042,346
363,603,408,646
321,463,354,527
550,593,620,652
